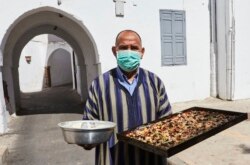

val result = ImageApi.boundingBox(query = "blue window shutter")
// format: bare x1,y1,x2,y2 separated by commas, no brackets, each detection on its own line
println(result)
160,10,174,65
173,11,186,65
160,10,186,66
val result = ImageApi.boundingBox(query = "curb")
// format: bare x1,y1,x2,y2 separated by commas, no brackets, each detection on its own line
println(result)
0,146,8,165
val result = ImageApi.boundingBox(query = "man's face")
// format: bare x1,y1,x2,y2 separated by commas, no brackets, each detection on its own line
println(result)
112,32,145,57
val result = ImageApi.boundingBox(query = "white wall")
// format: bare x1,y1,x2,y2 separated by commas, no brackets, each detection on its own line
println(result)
0,51,8,133
67,0,211,103
0,0,211,103
19,35,48,92
19,35,73,92
234,0,250,99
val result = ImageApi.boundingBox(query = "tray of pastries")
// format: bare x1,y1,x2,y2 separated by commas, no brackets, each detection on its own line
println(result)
117,107,247,157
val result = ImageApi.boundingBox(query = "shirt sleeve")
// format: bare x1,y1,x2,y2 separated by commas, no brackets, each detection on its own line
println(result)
82,81,100,120
157,81,172,118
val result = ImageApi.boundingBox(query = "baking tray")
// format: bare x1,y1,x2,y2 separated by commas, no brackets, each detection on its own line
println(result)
117,107,248,157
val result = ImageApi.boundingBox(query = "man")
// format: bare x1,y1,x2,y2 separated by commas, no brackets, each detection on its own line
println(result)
83,30,172,165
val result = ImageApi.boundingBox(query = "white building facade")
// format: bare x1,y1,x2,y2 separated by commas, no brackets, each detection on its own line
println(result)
0,0,249,133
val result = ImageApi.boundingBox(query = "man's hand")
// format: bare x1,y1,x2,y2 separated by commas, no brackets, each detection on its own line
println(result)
77,144,97,150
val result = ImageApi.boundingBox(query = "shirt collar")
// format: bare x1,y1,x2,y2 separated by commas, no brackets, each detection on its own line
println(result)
116,67,139,84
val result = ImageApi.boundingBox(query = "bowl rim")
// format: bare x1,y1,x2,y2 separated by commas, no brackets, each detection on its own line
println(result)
58,120,116,131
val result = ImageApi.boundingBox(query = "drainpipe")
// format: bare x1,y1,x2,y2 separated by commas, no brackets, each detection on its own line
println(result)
226,0,235,100
209,0,218,97
72,51,77,90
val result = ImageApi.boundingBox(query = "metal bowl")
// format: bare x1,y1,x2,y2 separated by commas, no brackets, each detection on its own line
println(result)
58,120,116,145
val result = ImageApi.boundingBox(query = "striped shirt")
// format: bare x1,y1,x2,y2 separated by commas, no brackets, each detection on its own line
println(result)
83,67,172,165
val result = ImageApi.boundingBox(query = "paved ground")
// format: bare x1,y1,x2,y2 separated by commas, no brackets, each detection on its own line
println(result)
1,85,95,165
18,85,83,115
3,114,95,165
0,85,250,165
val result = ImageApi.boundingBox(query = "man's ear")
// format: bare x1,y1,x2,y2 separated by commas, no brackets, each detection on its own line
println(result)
112,46,117,57
141,47,145,59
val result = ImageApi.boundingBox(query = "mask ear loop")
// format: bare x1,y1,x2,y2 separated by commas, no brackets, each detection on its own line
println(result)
116,51,119,58
138,52,142,59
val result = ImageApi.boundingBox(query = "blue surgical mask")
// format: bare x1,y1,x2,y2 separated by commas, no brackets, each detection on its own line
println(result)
117,50,141,72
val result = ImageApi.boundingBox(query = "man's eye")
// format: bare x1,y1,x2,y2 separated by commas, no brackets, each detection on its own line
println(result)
131,46,139,50
118,46,128,50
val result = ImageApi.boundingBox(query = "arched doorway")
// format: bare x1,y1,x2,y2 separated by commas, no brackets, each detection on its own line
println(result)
0,7,101,114
47,48,73,87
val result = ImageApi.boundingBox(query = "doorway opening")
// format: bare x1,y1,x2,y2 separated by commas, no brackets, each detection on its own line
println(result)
18,34,81,114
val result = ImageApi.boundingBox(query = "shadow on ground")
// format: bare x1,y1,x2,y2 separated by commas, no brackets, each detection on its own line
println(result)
239,144,250,154
18,85,84,115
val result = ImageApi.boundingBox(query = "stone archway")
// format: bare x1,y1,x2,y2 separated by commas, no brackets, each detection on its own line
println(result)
0,7,101,114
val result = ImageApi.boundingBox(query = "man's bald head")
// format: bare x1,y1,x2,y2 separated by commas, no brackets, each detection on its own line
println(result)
112,29,145,59
115,30,142,46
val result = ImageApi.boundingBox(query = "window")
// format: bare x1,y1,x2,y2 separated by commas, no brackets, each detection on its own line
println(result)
160,10,187,66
